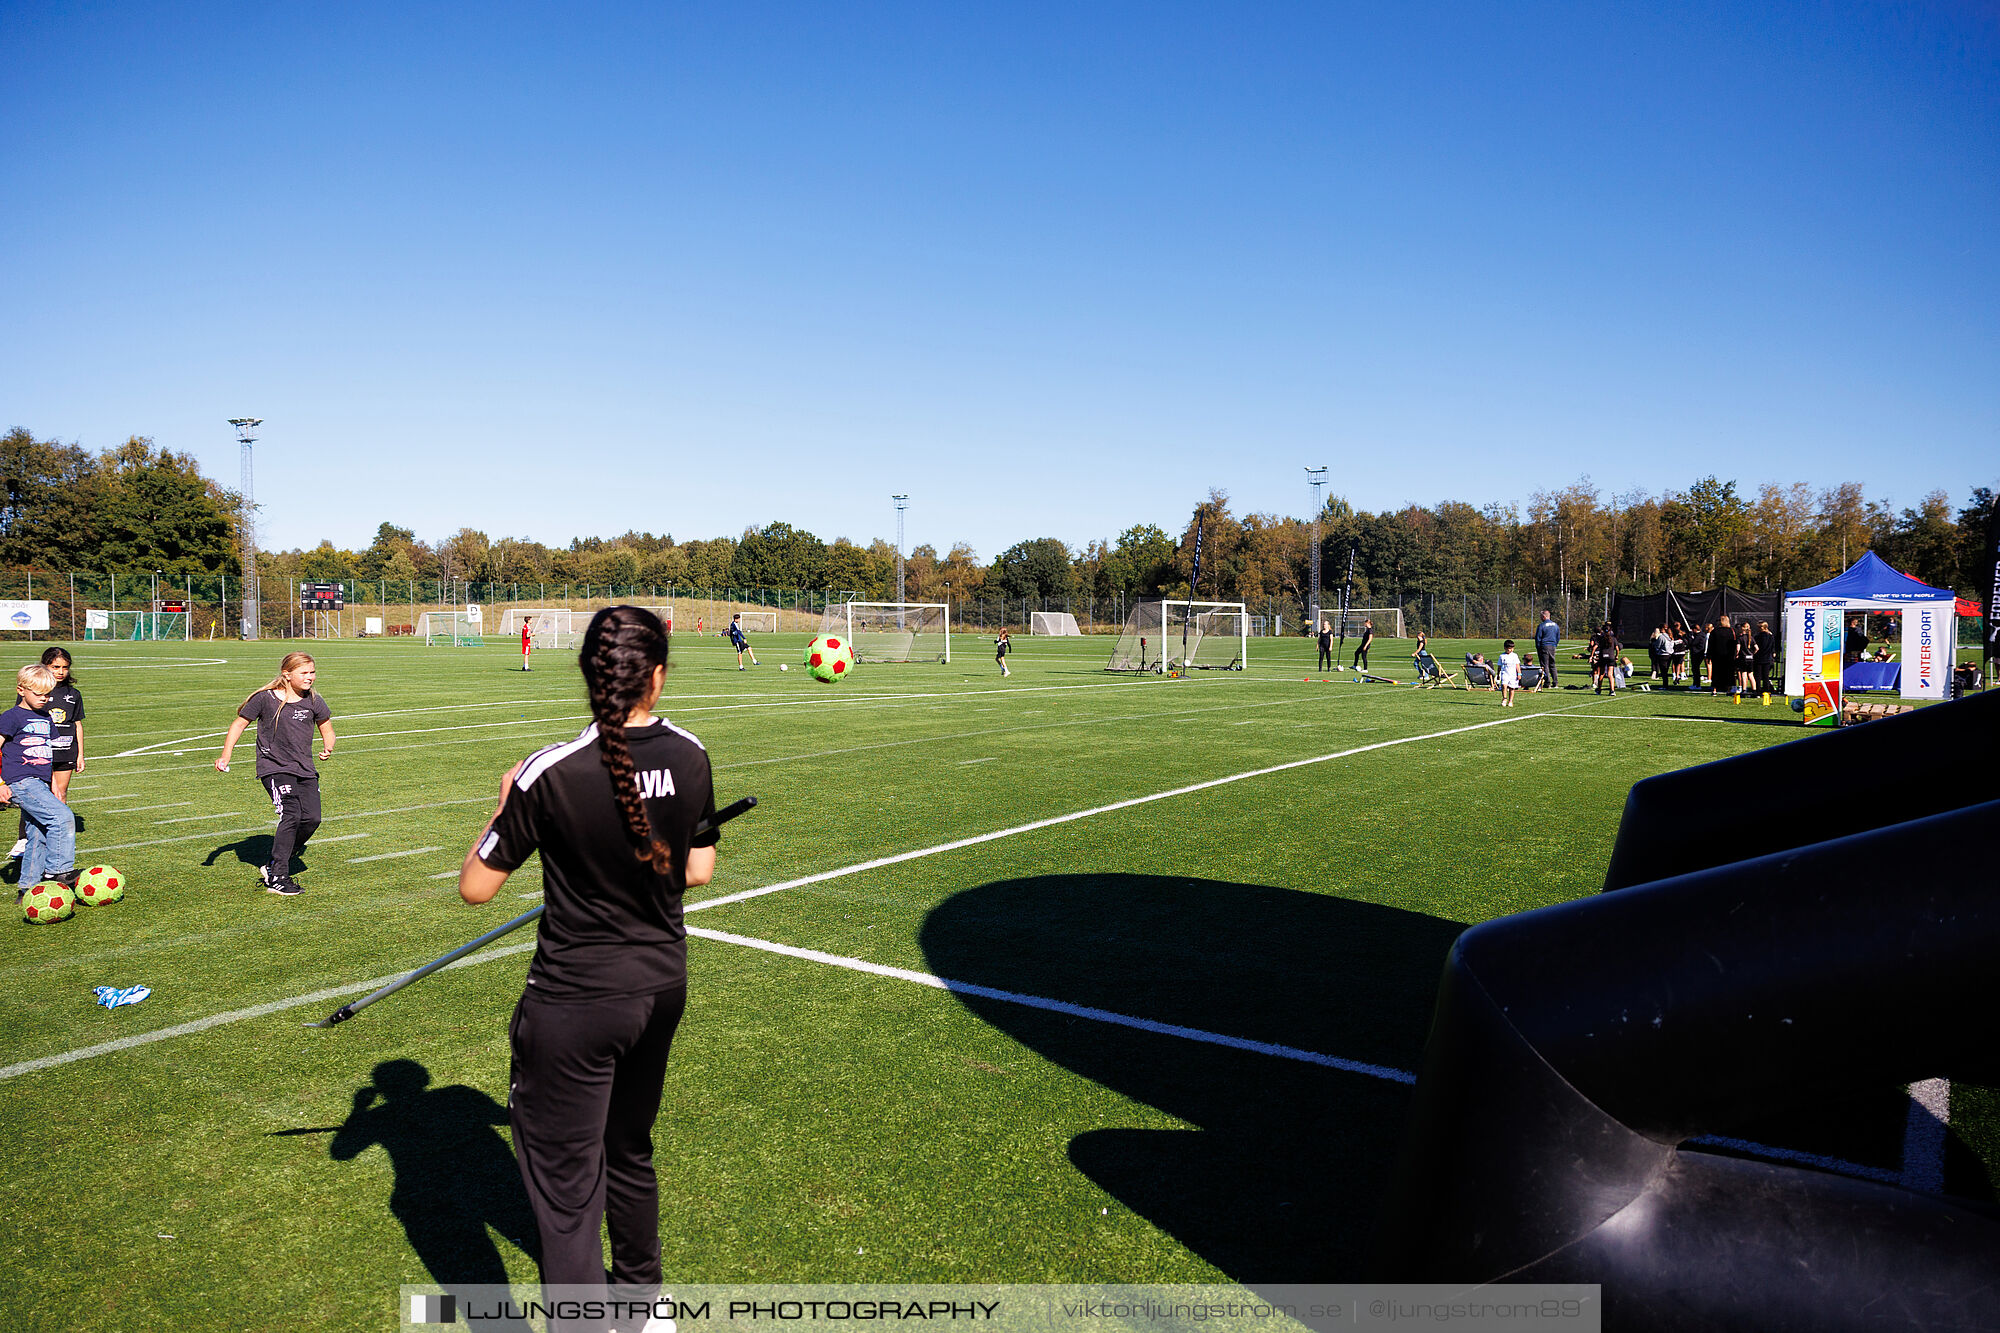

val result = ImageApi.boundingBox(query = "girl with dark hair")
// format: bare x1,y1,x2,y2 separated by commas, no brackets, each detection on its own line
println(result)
215,651,335,895
10,647,85,859
459,606,718,1321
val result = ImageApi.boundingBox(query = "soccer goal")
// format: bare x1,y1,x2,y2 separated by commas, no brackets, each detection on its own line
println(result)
498,608,570,634
731,611,777,633
820,602,950,663
1335,608,1406,639
1030,611,1082,636
87,610,188,641
1106,601,1248,672
419,611,484,646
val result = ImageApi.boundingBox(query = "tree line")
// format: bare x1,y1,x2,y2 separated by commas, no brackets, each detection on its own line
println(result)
4,425,1991,608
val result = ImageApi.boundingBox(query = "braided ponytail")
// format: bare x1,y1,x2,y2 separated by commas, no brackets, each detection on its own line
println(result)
579,605,674,875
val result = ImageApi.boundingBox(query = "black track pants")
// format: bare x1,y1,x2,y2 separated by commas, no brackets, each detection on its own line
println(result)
1538,648,1558,685
1318,645,1332,670
263,775,321,872
1353,644,1370,671
509,986,687,1303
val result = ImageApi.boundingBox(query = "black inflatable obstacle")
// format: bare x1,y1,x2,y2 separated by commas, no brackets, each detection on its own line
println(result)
1383,689,2000,1330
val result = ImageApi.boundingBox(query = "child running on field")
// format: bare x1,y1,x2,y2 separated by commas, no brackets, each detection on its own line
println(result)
0,664,78,896
1497,639,1522,708
10,646,85,859
215,652,336,896
996,627,1012,676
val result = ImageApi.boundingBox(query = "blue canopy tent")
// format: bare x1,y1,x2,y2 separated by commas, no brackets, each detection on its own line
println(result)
1784,552,1956,702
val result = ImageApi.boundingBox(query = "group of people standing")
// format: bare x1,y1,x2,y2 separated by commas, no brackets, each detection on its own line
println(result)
1641,616,1776,695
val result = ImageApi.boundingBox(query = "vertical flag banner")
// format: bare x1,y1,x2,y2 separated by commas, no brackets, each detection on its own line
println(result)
1183,518,1205,666
1984,499,2000,679
1337,544,1357,649
1799,601,1844,726
1900,603,1947,700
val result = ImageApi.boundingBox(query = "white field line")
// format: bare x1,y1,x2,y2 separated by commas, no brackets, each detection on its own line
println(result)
0,940,537,1082
99,679,1209,759
347,846,444,863
686,926,1415,1083
80,798,489,855
686,704,1597,913
99,802,193,814
958,757,998,765
309,833,373,845
74,794,147,804
66,658,230,670
156,811,264,824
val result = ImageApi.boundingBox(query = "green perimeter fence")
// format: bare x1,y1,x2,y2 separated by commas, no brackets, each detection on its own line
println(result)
0,571,1984,646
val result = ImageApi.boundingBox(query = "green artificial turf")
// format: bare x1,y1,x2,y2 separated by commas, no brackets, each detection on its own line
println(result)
0,632,1989,1329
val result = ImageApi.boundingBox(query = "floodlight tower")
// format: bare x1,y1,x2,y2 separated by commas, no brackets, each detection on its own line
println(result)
1306,466,1328,632
892,495,909,605
230,419,262,638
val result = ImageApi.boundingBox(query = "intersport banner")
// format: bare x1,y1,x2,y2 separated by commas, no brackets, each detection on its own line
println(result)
1798,599,1843,726
1900,602,1948,700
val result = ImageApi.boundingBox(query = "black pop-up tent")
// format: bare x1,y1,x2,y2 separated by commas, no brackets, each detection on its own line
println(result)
1607,585,1781,645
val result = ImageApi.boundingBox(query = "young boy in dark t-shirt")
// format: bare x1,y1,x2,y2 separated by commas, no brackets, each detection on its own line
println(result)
0,664,78,895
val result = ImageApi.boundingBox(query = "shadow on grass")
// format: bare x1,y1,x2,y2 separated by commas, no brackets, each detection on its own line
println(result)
203,834,273,871
919,874,1463,1280
275,1059,540,1298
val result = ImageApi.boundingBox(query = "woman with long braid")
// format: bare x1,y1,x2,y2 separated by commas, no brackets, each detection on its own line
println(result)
459,606,717,1324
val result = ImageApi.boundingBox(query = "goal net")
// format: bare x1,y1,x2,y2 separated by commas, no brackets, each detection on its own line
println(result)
732,611,776,633
88,610,187,641
1320,608,1416,640
498,608,574,634
1106,601,1248,672
418,611,484,646
1030,611,1082,636
819,602,950,663
528,612,578,651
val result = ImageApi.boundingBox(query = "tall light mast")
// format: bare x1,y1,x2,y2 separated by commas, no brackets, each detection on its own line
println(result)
892,495,909,605
230,419,262,638
1305,466,1328,631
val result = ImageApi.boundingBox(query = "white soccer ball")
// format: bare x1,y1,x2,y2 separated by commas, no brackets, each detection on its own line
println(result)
779,663,789,672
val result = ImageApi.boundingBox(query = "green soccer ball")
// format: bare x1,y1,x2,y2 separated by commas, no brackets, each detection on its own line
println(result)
21,881,74,924
804,634,854,684
77,865,125,906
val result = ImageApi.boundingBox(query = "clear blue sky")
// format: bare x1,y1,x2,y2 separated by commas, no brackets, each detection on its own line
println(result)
4,2,1995,560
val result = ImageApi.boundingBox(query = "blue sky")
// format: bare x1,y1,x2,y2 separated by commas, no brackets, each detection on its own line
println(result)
3,2,1995,560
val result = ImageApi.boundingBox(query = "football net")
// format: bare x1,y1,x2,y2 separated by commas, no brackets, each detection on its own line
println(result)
1030,611,1082,636
732,611,777,633
819,602,950,663
1335,608,1405,639
418,611,484,646
1106,601,1248,672
498,608,573,634
87,610,188,641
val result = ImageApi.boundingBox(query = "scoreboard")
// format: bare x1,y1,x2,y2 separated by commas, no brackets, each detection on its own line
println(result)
300,582,345,610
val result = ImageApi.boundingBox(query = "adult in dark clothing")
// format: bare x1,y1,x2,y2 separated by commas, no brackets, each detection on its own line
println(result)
1593,624,1622,694
1534,612,1561,689
1753,621,1776,694
1316,620,1334,672
459,606,719,1331
1711,615,1737,695
1353,619,1374,672
1845,617,1869,666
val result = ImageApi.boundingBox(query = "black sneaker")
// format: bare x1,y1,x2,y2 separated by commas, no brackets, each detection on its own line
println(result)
267,873,304,896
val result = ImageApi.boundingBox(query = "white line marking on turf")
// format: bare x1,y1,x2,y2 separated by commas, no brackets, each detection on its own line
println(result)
686,926,1415,1082
104,802,194,814
958,757,998,765
0,940,538,1083
348,846,444,863
311,833,373,845
429,869,463,879
82,798,490,855
686,704,1599,914
156,811,263,824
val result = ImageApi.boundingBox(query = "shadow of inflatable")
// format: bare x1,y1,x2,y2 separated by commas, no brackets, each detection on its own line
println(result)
919,873,1462,1279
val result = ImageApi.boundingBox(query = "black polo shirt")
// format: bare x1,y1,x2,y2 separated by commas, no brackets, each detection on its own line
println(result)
479,719,718,1001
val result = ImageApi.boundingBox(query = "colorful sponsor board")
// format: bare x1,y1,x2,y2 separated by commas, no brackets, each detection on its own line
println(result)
1798,601,1842,726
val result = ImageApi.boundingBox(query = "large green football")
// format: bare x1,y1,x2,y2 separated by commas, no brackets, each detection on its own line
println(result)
21,881,74,924
804,634,854,684
77,865,125,906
